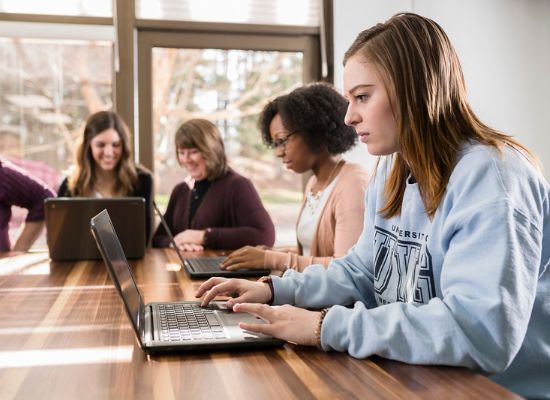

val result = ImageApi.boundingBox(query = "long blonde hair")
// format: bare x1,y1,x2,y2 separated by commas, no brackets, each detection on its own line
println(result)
344,13,535,218
69,111,138,196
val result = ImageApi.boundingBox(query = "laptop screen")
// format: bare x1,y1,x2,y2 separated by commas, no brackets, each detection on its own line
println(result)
46,197,146,260
90,209,145,341
152,201,187,265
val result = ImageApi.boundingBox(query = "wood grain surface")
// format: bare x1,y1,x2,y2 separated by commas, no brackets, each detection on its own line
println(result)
0,250,523,400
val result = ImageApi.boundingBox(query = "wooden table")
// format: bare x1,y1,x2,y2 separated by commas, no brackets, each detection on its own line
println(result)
0,249,523,399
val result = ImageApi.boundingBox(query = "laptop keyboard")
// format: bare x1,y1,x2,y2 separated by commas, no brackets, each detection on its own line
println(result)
186,257,226,272
158,303,227,341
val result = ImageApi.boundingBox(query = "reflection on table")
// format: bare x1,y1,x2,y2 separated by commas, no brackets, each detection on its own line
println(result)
0,249,522,399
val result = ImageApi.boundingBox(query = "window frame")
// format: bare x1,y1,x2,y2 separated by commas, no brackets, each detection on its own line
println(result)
0,12,112,25
0,2,324,171
136,27,321,171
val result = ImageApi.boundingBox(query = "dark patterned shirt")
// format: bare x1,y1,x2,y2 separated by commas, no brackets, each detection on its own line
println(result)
0,157,55,251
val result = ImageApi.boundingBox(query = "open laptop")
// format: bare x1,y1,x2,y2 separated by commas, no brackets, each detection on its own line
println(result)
90,209,284,353
46,197,146,261
153,202,270,279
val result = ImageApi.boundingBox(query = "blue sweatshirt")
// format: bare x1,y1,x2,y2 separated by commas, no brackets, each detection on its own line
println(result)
271,142,550,399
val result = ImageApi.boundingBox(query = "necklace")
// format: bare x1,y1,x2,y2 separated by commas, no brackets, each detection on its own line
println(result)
306,159,344,214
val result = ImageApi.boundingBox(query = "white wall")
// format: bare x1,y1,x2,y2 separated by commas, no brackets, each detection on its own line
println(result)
335,0,550,178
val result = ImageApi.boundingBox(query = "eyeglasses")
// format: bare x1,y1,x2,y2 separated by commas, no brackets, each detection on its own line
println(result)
271,133,294,150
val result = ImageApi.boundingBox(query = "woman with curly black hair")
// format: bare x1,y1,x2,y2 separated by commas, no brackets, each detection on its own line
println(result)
221,82,369,272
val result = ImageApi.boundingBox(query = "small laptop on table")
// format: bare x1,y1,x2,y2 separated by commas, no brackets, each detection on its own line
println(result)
153,202,270,279
45,197,146,261
90,209,284,353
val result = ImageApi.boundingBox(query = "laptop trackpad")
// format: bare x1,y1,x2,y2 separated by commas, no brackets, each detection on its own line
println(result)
218,311,263,325
218,311,270,339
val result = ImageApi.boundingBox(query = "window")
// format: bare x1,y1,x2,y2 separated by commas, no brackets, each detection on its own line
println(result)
0,27,113,247
136,0,319,26
0,1,323,248
0,0,112,17
139,27,320,245
151,47,304,245
0,37,113,175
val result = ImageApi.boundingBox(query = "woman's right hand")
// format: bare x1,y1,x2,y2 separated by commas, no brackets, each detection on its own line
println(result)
195,277,272,308
221,246,267,270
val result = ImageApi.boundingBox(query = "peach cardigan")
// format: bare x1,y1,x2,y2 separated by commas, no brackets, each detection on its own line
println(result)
264,162,369,271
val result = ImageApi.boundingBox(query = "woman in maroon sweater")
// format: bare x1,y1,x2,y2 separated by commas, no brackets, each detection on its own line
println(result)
152,119,275,251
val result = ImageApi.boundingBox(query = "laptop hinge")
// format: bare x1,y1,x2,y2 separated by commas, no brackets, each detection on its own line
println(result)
184,260,196,272
144,305,153,344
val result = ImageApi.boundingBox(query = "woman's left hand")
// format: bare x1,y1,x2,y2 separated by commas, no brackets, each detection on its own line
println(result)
233,303,322,346
178,242,204,252
173,229,205,250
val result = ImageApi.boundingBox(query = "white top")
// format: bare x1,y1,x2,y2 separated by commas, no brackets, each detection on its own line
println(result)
297,177,338,256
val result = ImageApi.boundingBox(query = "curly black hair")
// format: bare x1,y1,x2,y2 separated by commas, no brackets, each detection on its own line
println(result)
259,82,357,154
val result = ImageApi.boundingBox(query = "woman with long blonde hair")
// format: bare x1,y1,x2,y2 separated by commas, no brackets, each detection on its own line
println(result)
195,13,549,399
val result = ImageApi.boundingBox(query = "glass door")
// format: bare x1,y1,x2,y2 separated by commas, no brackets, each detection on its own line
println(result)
138,31,320,245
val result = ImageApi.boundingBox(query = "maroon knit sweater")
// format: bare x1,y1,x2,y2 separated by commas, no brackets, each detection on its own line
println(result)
152,169,275,250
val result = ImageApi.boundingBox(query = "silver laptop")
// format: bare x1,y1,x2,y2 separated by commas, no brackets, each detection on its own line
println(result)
46,197,146,260
153,202,270,279
90,209,284,353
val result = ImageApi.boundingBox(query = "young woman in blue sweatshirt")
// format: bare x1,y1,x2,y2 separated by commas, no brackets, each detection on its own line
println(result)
196,13,549,399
